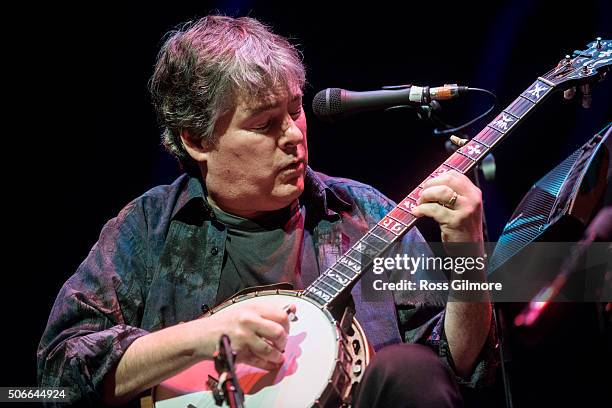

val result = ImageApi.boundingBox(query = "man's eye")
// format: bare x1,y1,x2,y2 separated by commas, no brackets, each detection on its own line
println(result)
290,107,302,119
252,121,270,130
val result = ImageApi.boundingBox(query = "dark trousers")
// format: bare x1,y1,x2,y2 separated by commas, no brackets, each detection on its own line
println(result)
353,343,464,408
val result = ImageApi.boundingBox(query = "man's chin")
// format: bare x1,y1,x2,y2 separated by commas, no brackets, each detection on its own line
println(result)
273,178,305,203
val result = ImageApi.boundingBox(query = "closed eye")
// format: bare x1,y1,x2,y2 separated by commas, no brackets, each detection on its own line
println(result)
251,120,271,131
290,106,302,119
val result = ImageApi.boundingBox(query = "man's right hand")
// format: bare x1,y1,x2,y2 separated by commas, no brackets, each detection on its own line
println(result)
103,303,296,404
188,303,296,371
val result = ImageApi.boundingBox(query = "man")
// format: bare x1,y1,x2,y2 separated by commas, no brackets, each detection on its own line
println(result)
38,15,496,407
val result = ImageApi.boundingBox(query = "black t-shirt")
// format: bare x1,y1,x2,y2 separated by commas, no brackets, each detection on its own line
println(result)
213,200,319,304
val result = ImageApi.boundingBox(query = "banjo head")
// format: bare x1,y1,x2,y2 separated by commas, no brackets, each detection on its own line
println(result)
153,290,361,408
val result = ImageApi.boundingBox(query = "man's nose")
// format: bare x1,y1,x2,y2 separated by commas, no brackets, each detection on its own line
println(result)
279,116,304,149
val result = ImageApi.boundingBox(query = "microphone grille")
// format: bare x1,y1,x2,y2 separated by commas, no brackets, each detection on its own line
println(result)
312,88,342,122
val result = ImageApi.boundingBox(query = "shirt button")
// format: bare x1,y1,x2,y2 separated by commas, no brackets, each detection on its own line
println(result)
211,247,219,255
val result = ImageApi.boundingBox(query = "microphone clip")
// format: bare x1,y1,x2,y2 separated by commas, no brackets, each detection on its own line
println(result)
384,100,441,121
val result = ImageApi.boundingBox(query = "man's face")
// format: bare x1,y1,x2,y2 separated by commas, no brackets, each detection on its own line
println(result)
201,87,308,218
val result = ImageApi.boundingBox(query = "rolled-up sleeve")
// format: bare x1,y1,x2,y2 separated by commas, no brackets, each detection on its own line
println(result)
37,201,150,405
393,229,499,388
398,305,498,388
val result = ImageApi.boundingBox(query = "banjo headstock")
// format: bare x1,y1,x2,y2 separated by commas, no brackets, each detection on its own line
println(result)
540,37,611,107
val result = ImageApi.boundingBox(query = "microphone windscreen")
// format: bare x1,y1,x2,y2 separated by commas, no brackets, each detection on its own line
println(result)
312,88,342,122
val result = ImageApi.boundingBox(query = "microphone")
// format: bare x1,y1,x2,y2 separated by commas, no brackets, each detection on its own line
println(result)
312,84,468,122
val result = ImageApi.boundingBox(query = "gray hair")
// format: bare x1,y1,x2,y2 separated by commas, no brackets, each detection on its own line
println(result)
149,15,306,173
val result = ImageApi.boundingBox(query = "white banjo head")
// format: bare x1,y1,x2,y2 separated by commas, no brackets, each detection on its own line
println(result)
154,292,341,408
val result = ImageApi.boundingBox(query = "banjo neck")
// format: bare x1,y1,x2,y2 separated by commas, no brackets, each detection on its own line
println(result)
303,38,612,310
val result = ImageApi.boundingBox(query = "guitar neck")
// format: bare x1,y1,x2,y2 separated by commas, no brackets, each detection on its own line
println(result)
303,77,557,308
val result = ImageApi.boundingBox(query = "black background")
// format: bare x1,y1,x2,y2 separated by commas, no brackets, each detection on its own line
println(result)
3,1,611,406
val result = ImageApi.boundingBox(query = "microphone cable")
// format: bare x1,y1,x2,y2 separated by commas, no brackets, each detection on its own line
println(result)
430,87,497,136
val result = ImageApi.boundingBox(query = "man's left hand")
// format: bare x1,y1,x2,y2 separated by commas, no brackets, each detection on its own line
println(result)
411,170,483,244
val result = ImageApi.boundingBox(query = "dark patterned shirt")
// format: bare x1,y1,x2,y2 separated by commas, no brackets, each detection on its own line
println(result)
37,167,497,406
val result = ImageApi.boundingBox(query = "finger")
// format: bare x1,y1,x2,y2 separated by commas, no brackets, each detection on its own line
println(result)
283,304,297,322
417,185,456,206
248,336,285,365
423,170,471,196
237,350,282,371
256,304,293,333
411,202,454,225
248,316,288,352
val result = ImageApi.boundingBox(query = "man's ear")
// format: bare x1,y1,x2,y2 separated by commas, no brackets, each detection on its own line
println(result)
180,130,213,163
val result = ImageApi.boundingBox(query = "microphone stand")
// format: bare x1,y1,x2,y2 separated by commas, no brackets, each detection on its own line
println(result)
212,334,245,408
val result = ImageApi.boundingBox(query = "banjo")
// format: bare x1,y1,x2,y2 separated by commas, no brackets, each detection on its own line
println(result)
149,39,611,408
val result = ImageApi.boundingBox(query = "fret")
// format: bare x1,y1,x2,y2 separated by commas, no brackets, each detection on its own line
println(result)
325,270,351,286
362,232,389,251
455,149,476,162
506,95,535,118
327,267,353,283
457,140,487,162
419,165,455,188
318,275,343,292
385,212,408,226
380,216,408,235
470,137,488,149
445,153,473,173
330,262,357,279
371,225,397,243
390,206,417,224
433,164,453,177
333,261,361,279
311,281,335,298
305,287,330,304
346,247,374,266
408,187,423,202
474,127,502,148
338,255,363,274
399,197,418,214
353,239,380,258
488,111,519,134
442,159,461,172
521,79,553,103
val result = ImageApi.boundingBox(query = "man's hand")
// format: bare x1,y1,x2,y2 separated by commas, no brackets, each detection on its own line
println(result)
189,303,296,371
411,170,491,378
103,303,296,405
411,170,483,244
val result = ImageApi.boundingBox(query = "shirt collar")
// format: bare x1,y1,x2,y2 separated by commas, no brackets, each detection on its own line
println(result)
171,166,352,222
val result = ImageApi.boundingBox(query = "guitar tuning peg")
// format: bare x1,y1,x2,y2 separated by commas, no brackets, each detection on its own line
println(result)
579,83,592,108
563,86,576,100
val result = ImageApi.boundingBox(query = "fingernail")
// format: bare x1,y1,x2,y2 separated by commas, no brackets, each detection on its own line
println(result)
283,304,297,322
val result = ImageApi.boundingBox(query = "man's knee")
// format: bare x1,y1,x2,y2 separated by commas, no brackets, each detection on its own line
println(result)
354,343,463,408
371,343,451,380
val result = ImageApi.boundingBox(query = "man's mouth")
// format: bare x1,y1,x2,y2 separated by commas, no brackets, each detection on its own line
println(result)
282,158,306,170
281,159,306,176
